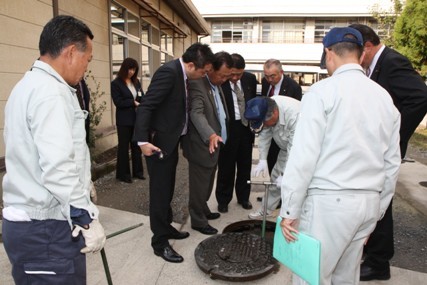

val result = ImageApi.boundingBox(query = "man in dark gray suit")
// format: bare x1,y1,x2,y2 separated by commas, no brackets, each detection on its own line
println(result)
134,43,214,263
182,52,233,235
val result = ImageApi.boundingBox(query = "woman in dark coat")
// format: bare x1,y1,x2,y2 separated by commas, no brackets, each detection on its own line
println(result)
111,58,145,183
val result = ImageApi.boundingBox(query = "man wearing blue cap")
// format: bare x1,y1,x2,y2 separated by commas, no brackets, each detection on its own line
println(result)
244,96,300,220
279,27,401,283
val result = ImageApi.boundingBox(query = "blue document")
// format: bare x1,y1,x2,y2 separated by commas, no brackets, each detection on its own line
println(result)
273,217,321,285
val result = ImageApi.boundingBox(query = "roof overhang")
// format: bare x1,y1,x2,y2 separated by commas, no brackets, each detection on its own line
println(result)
133,0,210,37
164,0,211,35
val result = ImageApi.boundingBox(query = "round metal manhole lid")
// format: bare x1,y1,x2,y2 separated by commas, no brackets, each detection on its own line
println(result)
194,232,278,281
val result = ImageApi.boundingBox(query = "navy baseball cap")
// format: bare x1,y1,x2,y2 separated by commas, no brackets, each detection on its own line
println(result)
244,97,268,133
320,27,363,69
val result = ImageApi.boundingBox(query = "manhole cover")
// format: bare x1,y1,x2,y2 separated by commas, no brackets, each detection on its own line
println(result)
194,232,278,281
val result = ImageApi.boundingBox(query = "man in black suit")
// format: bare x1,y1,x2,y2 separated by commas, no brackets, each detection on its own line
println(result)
75,78,91,144
134,43,214,263
215,53,258,213
261,59,302,183
182,52,232,235
350,23,427,281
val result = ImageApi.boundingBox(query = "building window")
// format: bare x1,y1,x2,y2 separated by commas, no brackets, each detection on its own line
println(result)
111,2,125,32
262,20,305,43
314,19,357,43
211,20,253,43
111,2,142,77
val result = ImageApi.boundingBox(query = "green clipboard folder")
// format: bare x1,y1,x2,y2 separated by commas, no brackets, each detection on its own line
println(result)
273,217,321,285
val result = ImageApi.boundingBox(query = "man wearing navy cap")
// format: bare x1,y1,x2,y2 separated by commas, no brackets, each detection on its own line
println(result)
279,27,401,283
244,96,300,220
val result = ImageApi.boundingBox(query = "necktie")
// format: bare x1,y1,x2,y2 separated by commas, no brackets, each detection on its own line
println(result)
213,86,227,143
75,83,85,110
183,79,190,135
366,67,371,77
234,83,247,126
268,85,275,97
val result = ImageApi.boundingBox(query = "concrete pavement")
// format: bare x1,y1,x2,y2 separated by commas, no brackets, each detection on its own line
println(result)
1,161,427,284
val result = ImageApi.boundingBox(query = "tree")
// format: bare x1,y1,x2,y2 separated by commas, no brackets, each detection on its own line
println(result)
393,0,427,78
370,0,403,46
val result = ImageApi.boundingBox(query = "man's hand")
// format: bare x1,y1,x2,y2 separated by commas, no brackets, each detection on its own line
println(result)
280,217,299,243
275,175,283,187
252,159,268,177
140,143,161,156
208,133,223,154
90,181,97,203
72,219,106,253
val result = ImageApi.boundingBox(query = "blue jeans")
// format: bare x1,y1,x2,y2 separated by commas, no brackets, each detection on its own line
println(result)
2,219,86,285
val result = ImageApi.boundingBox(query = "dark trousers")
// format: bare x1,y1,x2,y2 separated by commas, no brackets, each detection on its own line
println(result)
116,125,143,179
216,120,253,206
2,219,86,284
267,139,280,174
363,199,394,269
189,162,216,227
146,143,179,251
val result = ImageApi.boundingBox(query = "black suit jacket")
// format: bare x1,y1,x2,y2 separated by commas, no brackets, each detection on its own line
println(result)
371,46,427,157
134,59,187,154
261,75,302,101
80,79,91,143
222,71,258,121
111,77,142,126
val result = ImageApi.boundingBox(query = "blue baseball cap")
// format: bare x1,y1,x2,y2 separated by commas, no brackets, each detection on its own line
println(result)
320,27,363,69
244,97,268,133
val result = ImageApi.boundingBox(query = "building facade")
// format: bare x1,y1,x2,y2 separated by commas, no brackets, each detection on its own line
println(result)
0,0,209,169
192,0,394,88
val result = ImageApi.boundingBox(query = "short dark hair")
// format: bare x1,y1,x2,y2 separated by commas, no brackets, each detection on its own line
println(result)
349,24,381,46
39,15,94,58
231,53,245,69
329,36,364,60
212,51,233,71
182,42,215,69
117,57,139,85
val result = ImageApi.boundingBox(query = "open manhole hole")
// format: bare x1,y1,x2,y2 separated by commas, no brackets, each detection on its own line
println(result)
194,232,278,281
223,219,277,244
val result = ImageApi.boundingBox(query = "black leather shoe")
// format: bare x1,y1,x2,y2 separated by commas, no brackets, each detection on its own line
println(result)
206,212,220,220
133,173,146,180
167,231,190,240
360,263,390,281
117,177,132,183
154,245,183,263
238,201,253,210
218,204,228,213
192,224,218,235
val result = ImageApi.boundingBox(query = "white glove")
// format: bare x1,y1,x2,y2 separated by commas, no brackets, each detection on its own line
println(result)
252,159,268,177
275,175,283,187
90,181,98,204
72,219,106,254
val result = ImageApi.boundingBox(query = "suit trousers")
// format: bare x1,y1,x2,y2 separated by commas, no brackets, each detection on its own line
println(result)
293,191,380,285
216,120,253,206
362,199,394,269
2,219,86,284
146,143,179,251
189,161,216,227
116,125,143,179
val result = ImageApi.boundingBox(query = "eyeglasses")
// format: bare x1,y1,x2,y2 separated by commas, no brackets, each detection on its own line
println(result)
264,73,278,80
